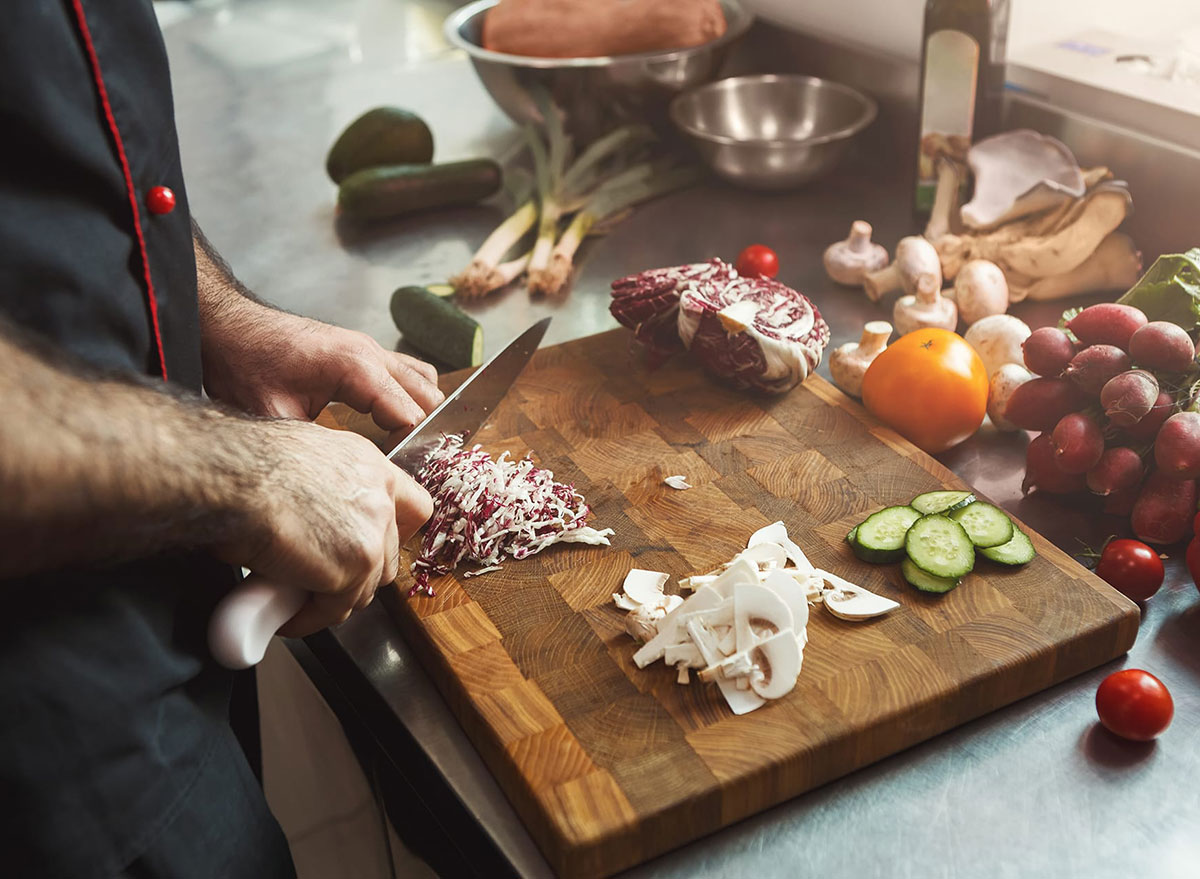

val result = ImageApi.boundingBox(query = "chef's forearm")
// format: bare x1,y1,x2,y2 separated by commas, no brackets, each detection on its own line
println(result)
0,325,272,578
193,219,267,332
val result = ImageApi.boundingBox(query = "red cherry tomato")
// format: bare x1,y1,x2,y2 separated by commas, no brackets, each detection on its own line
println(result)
1187,537,1200,595
1095,669,1173,741
735,244,779,279
1093,538,1164,601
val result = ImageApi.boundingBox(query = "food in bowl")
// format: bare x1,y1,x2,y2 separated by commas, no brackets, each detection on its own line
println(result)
482,0,727,57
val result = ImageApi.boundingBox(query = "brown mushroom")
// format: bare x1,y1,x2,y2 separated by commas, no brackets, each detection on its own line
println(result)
823,221,889,286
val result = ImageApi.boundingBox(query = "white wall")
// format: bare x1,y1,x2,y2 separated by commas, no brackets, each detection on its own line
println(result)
747,0,1200,60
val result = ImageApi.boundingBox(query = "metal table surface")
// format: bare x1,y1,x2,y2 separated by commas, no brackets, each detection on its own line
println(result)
161,2,1200,877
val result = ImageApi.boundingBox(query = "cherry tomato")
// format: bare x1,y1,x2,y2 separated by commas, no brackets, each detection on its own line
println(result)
1094,538,1164,601
1095,669,1173,741
735,244,779,279
860,328,989,454
1186,537,1200,595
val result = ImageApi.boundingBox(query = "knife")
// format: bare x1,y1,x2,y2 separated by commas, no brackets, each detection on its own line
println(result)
207,317,552,669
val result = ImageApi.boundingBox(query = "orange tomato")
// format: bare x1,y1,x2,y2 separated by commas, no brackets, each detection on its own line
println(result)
860,328,988,454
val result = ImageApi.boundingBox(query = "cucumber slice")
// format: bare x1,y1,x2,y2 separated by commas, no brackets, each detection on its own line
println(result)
910,490,976,515
852,506,922,564
904,515,975,580
901,558,961,593
948,502,1014,548
390,285,483,369
979,528,1036,565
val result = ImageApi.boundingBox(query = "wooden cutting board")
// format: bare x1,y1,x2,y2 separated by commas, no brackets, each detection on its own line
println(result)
382,328,1139,878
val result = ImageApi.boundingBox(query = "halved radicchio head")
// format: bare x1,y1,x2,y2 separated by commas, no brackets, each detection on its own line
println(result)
609,259,736,362
611,259,830,394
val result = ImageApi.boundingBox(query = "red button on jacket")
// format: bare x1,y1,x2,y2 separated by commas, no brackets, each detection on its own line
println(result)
146,185,176,215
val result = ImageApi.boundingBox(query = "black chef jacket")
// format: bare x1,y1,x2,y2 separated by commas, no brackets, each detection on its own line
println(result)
0,3,292,877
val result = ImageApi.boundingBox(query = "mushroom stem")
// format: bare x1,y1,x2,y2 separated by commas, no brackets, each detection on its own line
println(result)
848,220,874,252
859,320,892,356
863,264,901,302
925,159,964,242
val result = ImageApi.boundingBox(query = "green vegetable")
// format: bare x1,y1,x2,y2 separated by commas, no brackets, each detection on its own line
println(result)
1115,248,1200,330
948,502,1014,548
901,558,961,594
910,490,976,516
326,107,434,184
904,515,975,580
979,529,1036,566
338,160,502,221
390,285,483,369
851,505,922,563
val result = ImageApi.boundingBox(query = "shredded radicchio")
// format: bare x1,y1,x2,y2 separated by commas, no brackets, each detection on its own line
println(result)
409,434,614,596
610,259,830,394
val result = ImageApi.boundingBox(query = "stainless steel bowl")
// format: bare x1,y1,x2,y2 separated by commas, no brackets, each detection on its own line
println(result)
444,0,753,142
669,74,878,189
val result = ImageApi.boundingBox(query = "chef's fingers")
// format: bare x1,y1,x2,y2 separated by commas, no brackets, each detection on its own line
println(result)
384,352,444,413
334,358,428,432
395,472,434,539
278,592,357,639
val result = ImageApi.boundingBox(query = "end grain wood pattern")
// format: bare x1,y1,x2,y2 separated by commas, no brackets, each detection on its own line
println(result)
378,329,1138,878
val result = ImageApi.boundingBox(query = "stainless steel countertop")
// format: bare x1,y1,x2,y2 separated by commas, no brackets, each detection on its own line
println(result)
162,2,1200,876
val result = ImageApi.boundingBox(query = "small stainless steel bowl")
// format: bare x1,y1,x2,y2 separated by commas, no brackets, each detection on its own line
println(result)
444,0,753,142
669,74,878,189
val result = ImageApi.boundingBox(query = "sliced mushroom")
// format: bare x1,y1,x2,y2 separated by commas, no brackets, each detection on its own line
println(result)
732,582,793,654
632,584,723,668
624,605,661,642
621,568,670,605
663,474,692,490
815,570,900,620
747,521,812,573
737,542,788,571
748,631,803,700
762,569,811,638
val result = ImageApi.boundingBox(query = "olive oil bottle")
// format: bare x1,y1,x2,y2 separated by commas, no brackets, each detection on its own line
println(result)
914,0,1010,215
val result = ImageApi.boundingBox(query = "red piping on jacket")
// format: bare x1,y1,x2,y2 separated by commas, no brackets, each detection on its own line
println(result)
68,0,169,381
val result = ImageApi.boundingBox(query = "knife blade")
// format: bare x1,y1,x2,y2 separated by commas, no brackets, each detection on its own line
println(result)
207,317,552,670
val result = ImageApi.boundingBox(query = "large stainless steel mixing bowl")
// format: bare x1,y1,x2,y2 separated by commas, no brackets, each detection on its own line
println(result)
669,74,878,189
444,0,753,142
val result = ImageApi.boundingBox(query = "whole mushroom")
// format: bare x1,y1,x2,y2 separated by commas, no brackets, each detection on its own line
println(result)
823,221,889,286
893,279,957,336
954,259,1009,324
863,236,942,302
829,320,893,398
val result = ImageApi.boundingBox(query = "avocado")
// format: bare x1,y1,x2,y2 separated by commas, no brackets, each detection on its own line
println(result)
326,107,435,184
338,160,503,221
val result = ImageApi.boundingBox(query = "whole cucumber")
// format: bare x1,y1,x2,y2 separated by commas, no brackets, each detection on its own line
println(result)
325,107,435,184
338,160,502,221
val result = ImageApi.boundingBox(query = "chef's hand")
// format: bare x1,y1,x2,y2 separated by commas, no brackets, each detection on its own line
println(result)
202,298,444,435
216,418,434,637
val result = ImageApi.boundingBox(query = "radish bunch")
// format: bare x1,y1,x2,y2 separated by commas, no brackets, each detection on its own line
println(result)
1007,303,1200,545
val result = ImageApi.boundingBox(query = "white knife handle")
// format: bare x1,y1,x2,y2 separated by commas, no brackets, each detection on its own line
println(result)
208,576,307,669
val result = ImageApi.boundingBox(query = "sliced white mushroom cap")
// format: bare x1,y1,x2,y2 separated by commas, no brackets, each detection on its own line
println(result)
814,569,900,620
663,642,704,668
762,569,811,637
624,606,660,642
736,542,788,571
732,582,793,654
660,594,684,615
622,568,669,606
612,593,641,612
632,585,723,668
747,521,813,574
663,475,692,490
708,557,760,598
687,617,766,715
749,630,803,700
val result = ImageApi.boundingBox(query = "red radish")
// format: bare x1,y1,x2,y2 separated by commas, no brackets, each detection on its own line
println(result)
1022,433,1086,495
1125,391,1175,442
1153,411,1200,480
1100,369,1159,427
1004,377,1089,432
1051,413,1105,474
1066,303,1147,350
1104,483,1140,516
1023,327,1075,377
1063,345,1132,396
1131,471,1197,544
1086,447,1145,496
1128,321,1196,372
